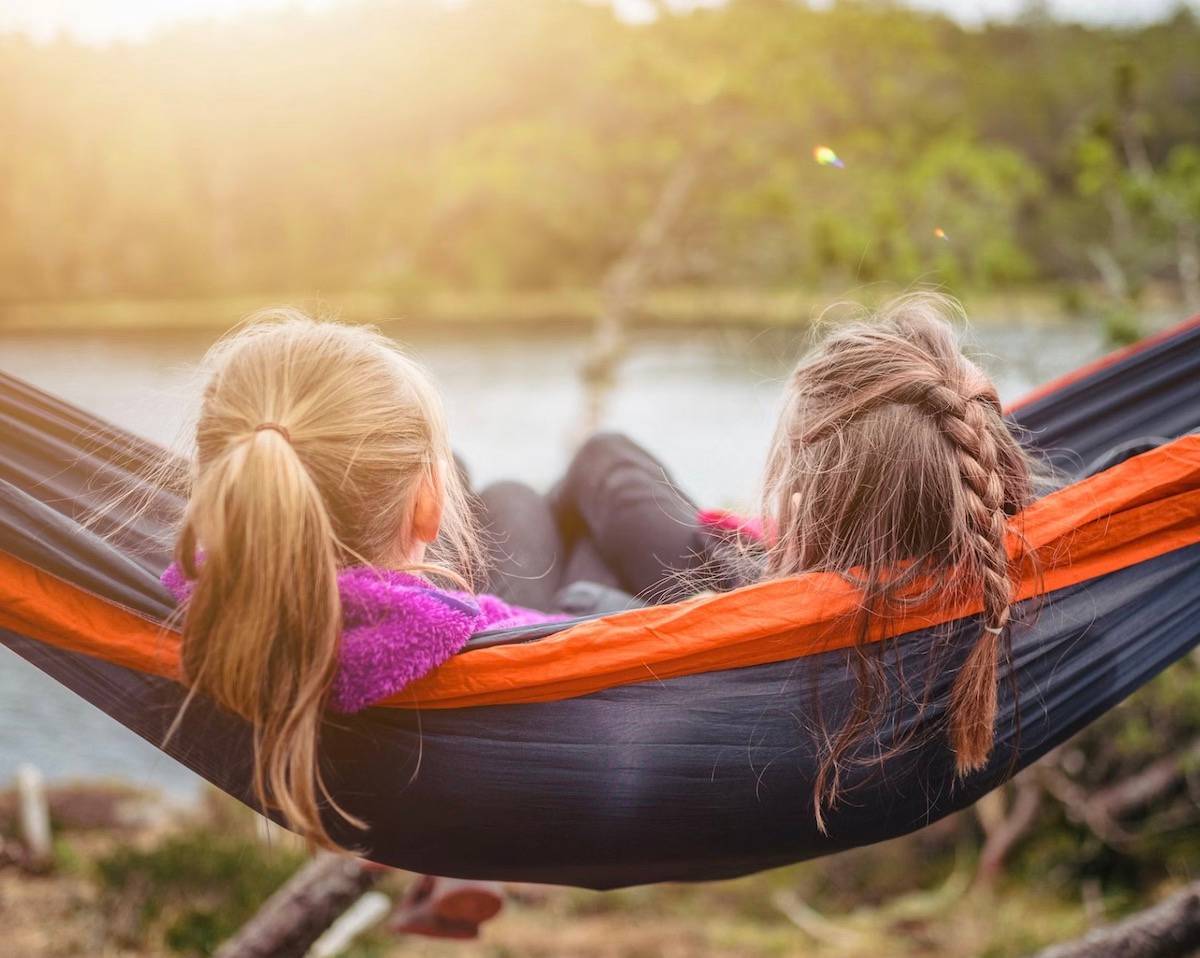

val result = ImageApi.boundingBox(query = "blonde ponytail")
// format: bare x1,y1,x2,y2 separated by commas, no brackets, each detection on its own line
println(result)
178,426,352,846
173,309,480,848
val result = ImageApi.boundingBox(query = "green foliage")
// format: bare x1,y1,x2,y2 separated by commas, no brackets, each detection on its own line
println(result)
1012,656,1200,892
0,2,1196,306
1102,304,1143,346
52,836,83,874
94,825,305,955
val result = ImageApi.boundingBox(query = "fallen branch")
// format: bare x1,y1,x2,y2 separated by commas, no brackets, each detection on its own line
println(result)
308,889,392,958
214,854,381,958
1030,881,1200,958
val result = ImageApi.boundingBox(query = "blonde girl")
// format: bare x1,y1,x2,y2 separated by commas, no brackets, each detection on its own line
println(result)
162,311,559,933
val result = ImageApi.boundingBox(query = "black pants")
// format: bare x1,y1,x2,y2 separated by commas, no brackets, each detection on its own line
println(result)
474,480,604,611
476,433,742,612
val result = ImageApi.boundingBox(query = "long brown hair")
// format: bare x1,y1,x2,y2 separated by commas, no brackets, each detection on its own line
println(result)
173,309,480,848
761,293,1035,828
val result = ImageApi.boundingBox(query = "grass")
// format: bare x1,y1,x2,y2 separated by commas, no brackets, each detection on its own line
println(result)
92,796,309,956
1,785,1160,957
95,828,307,954
0,798,1182,958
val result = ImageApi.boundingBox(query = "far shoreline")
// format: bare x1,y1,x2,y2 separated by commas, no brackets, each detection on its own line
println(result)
2,285,1182,336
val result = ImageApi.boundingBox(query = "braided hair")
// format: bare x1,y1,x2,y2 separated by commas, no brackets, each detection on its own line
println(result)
762,293,1034,827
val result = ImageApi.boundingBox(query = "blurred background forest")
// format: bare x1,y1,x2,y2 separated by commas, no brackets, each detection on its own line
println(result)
1,2,1199,957
0,0,1198,325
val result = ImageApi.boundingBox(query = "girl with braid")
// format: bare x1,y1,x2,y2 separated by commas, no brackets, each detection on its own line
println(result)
542,292,1035,826
759,292,1034,825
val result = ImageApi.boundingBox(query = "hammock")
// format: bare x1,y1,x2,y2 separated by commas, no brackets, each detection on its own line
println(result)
1,316,1200,889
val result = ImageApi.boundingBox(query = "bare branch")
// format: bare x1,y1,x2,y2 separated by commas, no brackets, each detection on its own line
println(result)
975,775,1044,884
1029,881,1200,958
1038,735,1200,853
1087,244,1129,301
579,154,702,434
1091,736,1200,819
772,891,871,949
1038,763,1133,848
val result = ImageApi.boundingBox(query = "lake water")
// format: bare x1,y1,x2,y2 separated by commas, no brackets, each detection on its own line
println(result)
0,318,1112,798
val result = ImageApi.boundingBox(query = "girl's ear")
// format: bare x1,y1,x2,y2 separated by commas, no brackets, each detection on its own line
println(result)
411,468,445,546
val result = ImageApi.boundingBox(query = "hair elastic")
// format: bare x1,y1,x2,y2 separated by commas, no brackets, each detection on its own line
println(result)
983,625,1005,635
254,422,292,443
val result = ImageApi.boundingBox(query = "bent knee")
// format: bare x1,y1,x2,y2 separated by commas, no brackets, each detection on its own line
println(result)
479,479,543,508
570,431,643,474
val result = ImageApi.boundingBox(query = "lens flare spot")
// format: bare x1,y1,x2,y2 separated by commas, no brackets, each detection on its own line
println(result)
812,145,844,169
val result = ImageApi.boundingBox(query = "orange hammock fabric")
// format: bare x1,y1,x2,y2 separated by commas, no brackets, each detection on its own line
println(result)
3,319,1200,888
3,433,1200,710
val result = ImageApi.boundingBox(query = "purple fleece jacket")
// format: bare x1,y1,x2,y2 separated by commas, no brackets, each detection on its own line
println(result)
161,563,561,713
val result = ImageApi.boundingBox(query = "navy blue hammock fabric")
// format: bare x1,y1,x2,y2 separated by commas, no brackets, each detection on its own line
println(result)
0,317,1199,889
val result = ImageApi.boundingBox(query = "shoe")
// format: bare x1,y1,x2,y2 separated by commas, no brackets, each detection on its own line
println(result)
390,875,505,938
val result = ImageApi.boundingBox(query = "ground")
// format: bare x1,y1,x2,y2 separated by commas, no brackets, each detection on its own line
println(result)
1,781,1183,958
